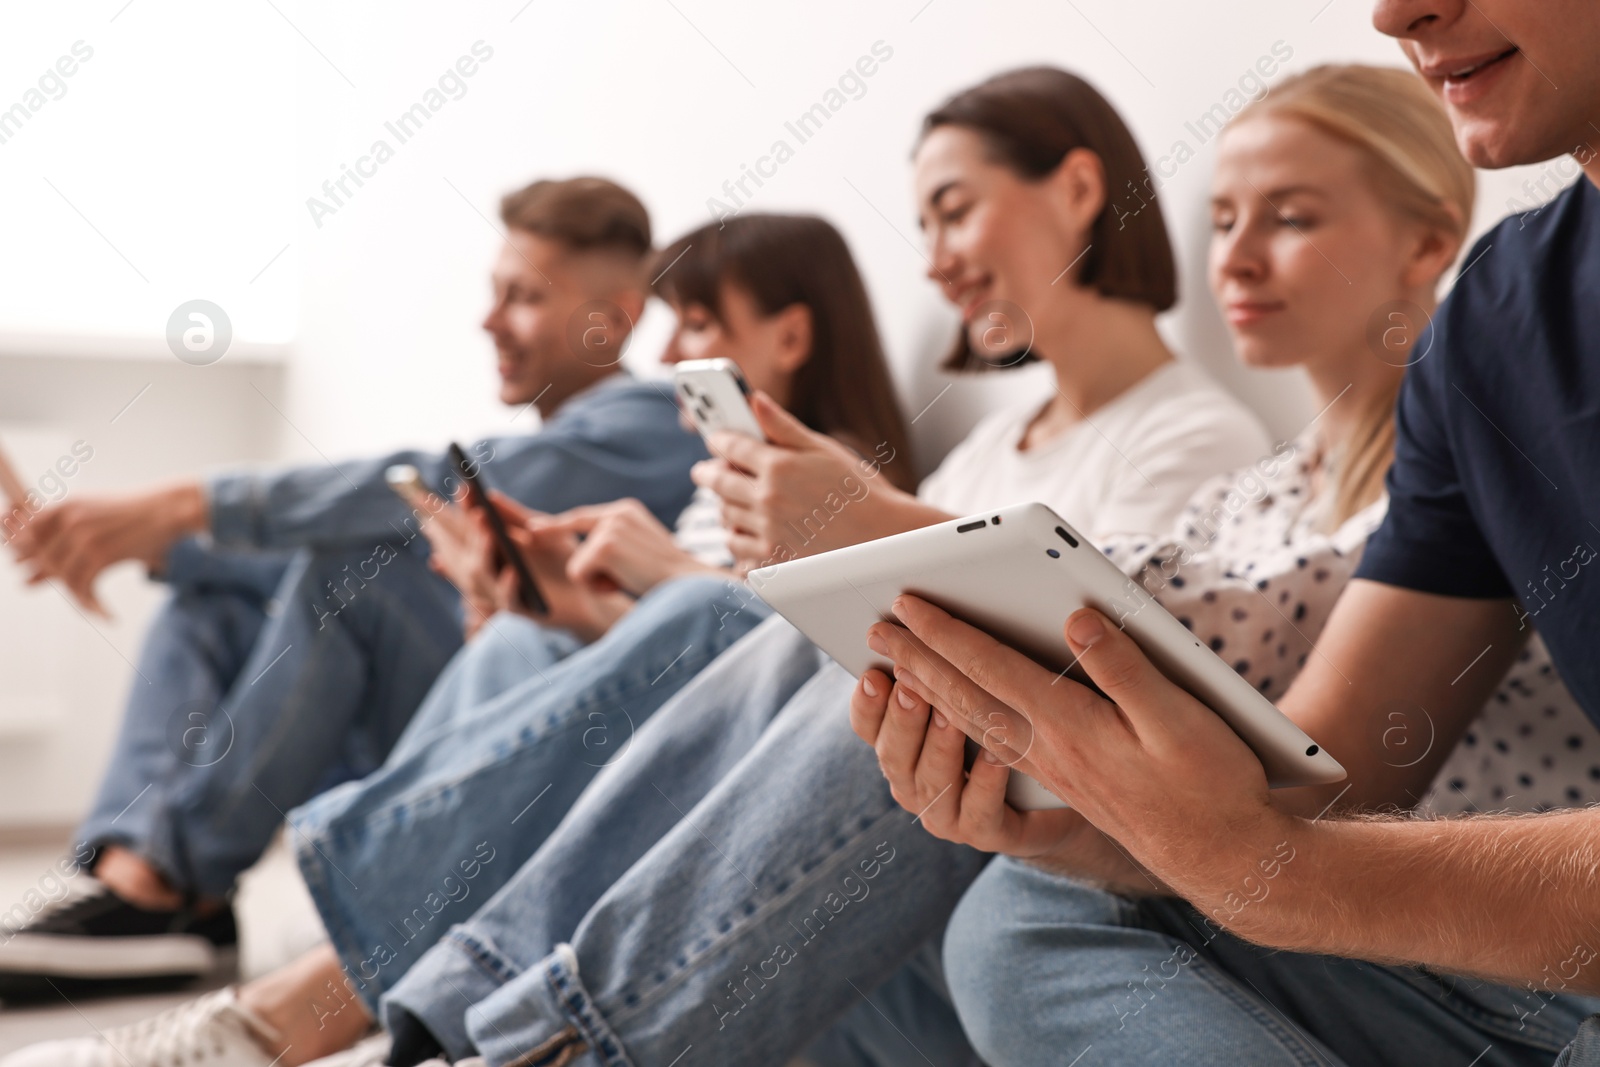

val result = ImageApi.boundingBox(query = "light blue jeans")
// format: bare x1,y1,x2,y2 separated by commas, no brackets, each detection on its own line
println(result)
79,376,703,898
944,857,1600,1067
78,541,475,895
379,614,990,1067
377,611,1600,1067
290,575,773,1005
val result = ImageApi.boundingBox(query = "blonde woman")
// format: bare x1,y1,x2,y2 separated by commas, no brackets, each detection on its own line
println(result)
857,65,1600,1066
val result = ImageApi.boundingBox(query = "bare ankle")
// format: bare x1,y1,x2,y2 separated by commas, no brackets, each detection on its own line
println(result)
95,846,185,911
241,945,373,1064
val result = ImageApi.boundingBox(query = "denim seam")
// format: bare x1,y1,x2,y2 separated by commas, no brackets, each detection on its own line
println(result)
1385,966,1579,1052
442,927,529,989
602,793,903,1031
541,947,637,1067
289,826,391,1014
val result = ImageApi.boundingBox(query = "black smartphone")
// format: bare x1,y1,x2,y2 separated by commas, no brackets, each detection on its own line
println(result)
445,442,547,615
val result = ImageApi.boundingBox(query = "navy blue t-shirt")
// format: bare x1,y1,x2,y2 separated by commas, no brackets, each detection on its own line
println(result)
1356,176,1600,726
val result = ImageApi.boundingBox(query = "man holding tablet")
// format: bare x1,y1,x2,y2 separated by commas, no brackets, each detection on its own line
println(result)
0,176,706,997
868,1,1600,1062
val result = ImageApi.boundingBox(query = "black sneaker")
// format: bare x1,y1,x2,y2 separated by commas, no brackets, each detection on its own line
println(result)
0,877,237,1003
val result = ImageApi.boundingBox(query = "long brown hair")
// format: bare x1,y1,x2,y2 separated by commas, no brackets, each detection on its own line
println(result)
921,66,1178,371
1233,65,1474,525
650,214,915,491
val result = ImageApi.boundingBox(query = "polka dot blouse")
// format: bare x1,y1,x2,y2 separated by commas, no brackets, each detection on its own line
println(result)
1096,434,1599,815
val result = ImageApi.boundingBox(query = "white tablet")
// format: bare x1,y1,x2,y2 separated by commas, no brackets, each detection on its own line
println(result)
751,502,1345,807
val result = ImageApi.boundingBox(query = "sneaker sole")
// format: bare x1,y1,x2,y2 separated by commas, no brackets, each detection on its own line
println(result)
0,969,213,1003
0,932,217,976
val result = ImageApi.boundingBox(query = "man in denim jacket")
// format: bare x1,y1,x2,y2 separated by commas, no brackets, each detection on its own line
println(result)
2,176,705,996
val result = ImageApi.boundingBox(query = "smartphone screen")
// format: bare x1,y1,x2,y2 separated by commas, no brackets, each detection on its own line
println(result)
444,443,547,615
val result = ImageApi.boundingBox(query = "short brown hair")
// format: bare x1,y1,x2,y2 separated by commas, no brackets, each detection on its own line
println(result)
499,176,651,259
650,214,916,492
922,67,1177,371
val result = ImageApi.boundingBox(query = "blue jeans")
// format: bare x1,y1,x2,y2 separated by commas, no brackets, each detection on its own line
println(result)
944,857,1600,1067
380,615,989,1067
78,541,488,895
290,575,772,1007
78,376,704,898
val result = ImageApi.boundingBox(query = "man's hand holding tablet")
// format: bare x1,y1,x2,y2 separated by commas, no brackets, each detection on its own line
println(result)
752,502,1342,932
853,596,1303,914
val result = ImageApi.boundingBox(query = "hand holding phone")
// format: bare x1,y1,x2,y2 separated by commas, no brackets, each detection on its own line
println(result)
444,443,548,615
673,358,764,442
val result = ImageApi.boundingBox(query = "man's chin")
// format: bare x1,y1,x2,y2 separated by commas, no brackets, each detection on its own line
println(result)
1454,128,1516,169
1452,108,1571,171
500,381,536,408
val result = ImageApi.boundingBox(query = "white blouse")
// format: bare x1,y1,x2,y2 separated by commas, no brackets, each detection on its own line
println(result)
918,362,1270,535
1097,433,1600,815
671,485,733,569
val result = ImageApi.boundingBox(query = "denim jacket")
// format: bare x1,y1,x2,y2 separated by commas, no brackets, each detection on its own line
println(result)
196,374,705,557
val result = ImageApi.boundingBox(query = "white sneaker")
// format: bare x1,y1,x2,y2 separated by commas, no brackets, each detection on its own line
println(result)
0,987,282,1067
304,1032,390,1066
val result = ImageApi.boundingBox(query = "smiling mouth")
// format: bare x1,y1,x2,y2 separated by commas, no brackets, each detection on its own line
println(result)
1227,302,1284,324
1444,47,1518,84
953,287,990,320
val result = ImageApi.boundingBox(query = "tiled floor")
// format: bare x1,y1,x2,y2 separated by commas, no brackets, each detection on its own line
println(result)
0,834,324,1056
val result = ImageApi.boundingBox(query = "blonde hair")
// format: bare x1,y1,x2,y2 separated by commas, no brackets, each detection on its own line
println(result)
1234,65,1476,526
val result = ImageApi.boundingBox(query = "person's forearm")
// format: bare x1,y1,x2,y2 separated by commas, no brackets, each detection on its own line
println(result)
164,481,209,539
778,482,951,562
141,481,209,576
1224,808,1600,993
867,489,955,542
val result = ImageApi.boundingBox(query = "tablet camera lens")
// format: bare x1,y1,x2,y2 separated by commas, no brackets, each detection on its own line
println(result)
1046,548,1060,558
1305,744,1319,756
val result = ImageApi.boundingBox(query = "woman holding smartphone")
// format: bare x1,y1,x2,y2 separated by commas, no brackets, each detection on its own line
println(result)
317,67,1269,1067
0,214,912,1067
9,68,1275,1067
856,65,1598,1067
420,212,915,649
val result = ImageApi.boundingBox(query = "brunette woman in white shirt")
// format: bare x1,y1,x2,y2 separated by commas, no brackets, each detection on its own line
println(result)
858,64,1598,1067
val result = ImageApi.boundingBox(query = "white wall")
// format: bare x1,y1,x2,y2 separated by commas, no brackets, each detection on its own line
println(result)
0,0,1578,825
273,0,1562,462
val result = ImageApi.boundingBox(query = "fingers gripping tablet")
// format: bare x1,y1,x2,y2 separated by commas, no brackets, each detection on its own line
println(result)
751,502,1344,808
